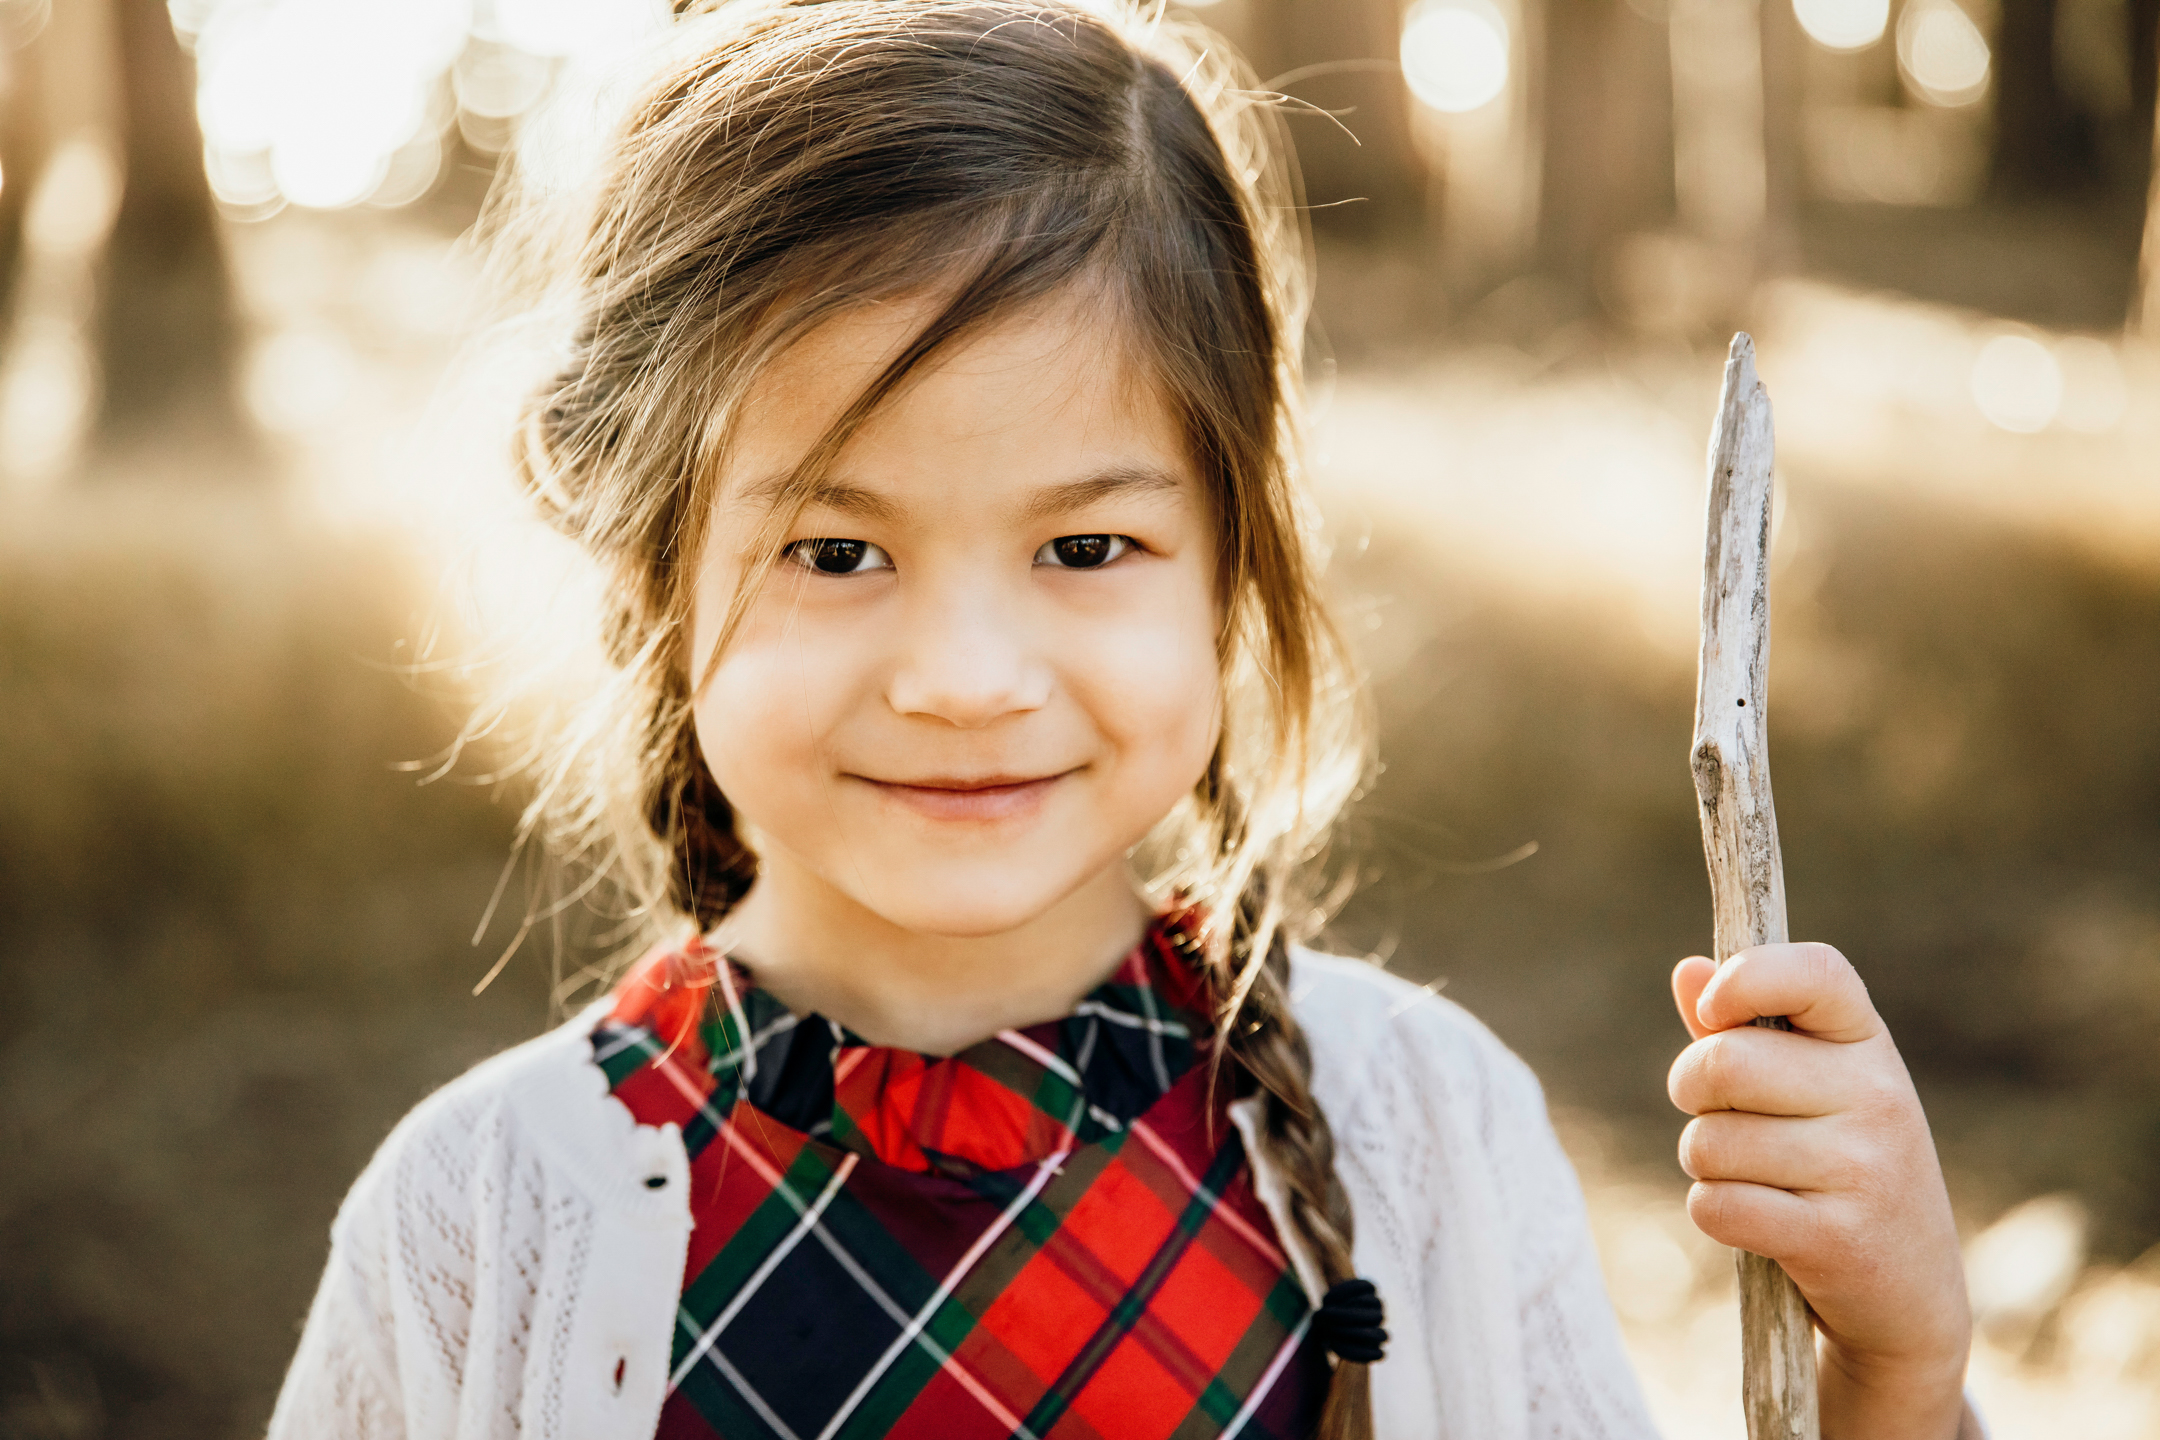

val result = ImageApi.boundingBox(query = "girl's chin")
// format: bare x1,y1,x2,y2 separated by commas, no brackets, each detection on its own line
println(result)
838,857,1121,939
856,890,1082,940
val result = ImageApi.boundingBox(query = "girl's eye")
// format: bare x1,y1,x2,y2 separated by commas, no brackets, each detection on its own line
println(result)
783,538,892,575
1034,534,1133,569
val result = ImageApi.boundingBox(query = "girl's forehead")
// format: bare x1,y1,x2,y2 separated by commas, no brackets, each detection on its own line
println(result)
718,286,1190,508
750,284,1154,423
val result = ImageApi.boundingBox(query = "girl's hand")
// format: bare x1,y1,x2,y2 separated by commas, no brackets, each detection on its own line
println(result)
1668,943,1978,1440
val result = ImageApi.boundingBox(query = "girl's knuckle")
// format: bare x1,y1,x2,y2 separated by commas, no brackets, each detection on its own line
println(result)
1686,1181,1728,1236
1701,1033,1748,1097
1679,1118,1722,1178
1852,1071,1912,1125
1797,942,1841,995
1799,940,1845,971
1690,1181,1761,1248
1670,1044,1715,1112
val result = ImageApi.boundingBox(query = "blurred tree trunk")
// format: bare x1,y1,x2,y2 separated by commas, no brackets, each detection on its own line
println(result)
89,0,253,469
1540,0,1674,303
1757,0,1804,272
2138,12,2160,333
0,20,53,343
2104,0,2157,330
1240,0,1424,242
2133,0,2160,181
1991,0,2101,196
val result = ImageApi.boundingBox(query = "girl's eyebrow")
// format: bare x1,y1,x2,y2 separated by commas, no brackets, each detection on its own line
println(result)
1015,464,1186,524
742,464,1186,527
739,475,904,524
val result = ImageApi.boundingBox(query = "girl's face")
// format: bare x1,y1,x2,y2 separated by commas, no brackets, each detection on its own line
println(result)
690,288,1223,940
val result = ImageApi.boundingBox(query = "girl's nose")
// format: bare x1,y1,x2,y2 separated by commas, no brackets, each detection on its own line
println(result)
884,587,1053,729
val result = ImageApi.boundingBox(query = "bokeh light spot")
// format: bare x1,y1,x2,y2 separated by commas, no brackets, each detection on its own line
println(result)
1898,0,1990,106
454,44,551,121
0,317,94,485
2051,337,2127,436
1970,333,2062,434
495,0,599,56
369,132,444,210
205,146,280,210
1967,1195,2087,1334
1607,1218,1697,1324
1792,0,1888,50
187,0,472,211
23,140,122,258
1401,0,1511,114
247,328,359,433
271,129,389,210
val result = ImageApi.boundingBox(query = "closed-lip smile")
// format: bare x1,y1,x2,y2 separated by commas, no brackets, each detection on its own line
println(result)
855,769,1075,821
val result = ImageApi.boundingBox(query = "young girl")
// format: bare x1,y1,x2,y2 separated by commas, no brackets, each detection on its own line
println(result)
271,3,1979,1436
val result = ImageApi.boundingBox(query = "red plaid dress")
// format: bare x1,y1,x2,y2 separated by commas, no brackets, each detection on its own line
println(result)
592,914,1327,1440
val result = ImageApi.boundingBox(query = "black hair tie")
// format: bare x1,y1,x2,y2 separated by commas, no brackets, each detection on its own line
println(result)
1314,1278,1388,1364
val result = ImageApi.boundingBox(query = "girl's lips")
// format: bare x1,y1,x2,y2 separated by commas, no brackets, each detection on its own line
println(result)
857,771,1071,822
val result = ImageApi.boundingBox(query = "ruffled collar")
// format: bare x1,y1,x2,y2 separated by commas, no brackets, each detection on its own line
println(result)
604,911,1215,1178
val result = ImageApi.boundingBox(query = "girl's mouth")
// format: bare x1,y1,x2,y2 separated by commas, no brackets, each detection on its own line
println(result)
856,771,1074,822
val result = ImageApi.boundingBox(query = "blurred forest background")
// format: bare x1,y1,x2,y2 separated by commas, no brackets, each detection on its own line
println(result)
1,0,2157,1435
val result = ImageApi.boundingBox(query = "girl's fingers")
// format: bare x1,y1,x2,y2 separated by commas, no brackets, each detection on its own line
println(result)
1695,942,1882,1044
1684,1177,1824,1264
1668,1021,1893,1118
1671,956,1717,1042
1679,1111,1860,1193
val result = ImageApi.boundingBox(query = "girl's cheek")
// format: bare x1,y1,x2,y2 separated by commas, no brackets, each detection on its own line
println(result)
696,600,869,790
1070,577,1221,761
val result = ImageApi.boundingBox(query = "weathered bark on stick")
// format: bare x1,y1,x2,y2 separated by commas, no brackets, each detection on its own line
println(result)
1691,333,1820,1440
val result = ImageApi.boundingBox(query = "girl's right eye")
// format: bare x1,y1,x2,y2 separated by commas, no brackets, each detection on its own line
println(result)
783,538,892,575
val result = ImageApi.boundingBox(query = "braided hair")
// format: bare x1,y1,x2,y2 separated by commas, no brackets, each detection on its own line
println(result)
1218,919,1375,1438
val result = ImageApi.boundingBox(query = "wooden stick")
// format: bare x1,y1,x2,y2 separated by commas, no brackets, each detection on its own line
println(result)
1691,332,1820,1440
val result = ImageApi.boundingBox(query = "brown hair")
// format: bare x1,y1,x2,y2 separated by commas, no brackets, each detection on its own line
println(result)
497,2,1373,1430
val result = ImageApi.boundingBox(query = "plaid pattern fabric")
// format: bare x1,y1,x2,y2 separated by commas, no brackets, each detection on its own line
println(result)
593,915,1326,1440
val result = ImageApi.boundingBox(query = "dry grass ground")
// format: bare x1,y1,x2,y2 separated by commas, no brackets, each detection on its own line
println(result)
0,498,552,1436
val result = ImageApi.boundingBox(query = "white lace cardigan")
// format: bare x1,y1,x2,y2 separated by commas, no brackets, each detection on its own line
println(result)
270,950,1662,1439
